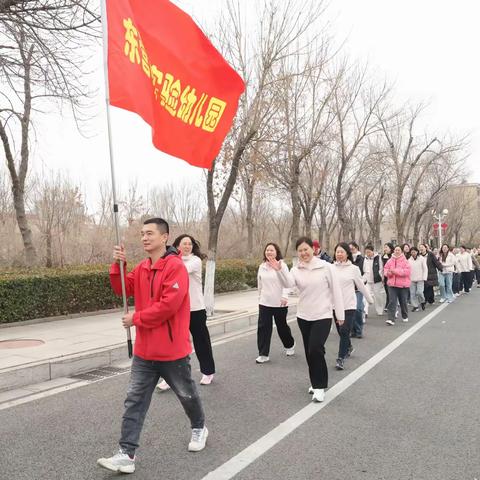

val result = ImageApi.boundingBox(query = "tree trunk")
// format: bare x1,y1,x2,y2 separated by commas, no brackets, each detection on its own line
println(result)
289,160,301,252
204,223,219,317
245,179,254,257
45,231,52,268
12,187,36,263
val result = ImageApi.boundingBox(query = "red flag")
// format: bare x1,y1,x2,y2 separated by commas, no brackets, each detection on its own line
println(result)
106,0,245,169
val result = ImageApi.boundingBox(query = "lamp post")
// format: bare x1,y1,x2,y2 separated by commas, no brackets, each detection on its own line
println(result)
432,209,449,248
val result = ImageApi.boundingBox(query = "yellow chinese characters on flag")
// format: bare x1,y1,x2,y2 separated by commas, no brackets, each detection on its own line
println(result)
106,0,245,170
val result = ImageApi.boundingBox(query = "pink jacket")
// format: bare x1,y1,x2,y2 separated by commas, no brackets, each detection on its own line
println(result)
383,254,411,288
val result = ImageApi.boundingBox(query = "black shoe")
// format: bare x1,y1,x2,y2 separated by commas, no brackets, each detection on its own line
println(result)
346,345,355,358
335,358,345,370
412,307,420,312
421,303,426,310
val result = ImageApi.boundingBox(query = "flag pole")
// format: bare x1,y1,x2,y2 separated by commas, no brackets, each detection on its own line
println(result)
100,0,132,358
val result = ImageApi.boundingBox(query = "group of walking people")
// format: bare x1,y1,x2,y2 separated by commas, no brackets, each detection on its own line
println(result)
97,215,479,474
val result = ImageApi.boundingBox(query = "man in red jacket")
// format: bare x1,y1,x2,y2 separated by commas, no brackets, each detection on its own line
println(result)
97,218,207,474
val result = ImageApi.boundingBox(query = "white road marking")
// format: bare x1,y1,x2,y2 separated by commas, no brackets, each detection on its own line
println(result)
201,302,449,480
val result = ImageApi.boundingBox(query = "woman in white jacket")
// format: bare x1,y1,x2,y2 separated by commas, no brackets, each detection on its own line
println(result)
408,247,428,312
270,237,345,403
255,243,295,364
438,244,455,303
332,243,373,371
157,234,215,391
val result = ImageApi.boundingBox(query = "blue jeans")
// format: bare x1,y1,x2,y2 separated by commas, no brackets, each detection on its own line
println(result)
120,355,205,455
352,291,364,336
438,272,453,301
410,281,425,308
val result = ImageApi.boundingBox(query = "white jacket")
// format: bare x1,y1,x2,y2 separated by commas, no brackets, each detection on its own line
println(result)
408,255,428,282
456,252,473,273
277,257,345,321
333,261,373,310
182,255,205,311
363,255,383,284
439,252,456,273
258,261,290,307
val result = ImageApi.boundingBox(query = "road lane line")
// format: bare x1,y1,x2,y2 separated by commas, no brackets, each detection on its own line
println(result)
201,302,449,480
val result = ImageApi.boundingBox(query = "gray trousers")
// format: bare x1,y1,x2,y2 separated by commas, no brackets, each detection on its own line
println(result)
410,281,425,308
120,355,205,456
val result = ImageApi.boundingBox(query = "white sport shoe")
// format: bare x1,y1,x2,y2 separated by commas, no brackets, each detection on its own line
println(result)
308,386,314,394
156,379,170,392
402,317,409,323
439,298,446,303
312,389,325,403
200,374,214,385
255,356,270,364
97,449,135,473
188,426,208,452
285,342,295,356
386,319,395,326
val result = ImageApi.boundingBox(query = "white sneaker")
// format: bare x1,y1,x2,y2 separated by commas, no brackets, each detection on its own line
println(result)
386,319,395,326
97,449,135,473
156,379,170,392
188,426,208,452
308,386,314,394
200,374,214,385
395,310,399,319
439,298,446,303
285,342,295,356
255,356,270,364
312,389,325,403
402,318,409,323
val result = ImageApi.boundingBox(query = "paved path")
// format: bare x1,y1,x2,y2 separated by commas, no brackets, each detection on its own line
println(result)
1,290,479,479
0,290,263,372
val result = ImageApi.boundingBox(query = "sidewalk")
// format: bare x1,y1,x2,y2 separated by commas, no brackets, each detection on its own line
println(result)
0,289,298,393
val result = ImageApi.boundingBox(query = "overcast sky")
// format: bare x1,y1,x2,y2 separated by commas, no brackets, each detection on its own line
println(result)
28,0,480,212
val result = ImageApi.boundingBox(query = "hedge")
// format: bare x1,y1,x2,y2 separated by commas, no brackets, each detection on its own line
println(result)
0,260,261,324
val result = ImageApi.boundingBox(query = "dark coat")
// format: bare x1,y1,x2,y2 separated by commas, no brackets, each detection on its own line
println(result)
423,252,443,286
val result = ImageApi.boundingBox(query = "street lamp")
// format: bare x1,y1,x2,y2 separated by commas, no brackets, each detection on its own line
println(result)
432,209,449,248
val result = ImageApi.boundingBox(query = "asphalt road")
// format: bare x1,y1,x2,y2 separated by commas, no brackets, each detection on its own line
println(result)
1,290,479,480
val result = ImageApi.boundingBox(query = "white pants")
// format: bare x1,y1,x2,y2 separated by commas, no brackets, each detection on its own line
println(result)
365,282,385,316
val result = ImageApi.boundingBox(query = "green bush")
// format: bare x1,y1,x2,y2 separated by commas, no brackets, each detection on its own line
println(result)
0,260,261,324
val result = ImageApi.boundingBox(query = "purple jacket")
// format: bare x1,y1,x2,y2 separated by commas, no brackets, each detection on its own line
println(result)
384,254,411,288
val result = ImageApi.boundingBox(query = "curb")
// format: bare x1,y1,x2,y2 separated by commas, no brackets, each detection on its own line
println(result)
0,305,297,393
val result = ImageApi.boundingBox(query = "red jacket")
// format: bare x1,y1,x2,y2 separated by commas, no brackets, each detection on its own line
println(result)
110,247,191,361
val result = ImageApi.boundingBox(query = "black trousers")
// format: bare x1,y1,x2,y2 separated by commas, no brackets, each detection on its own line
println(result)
257,305,294,356
297,318,332,389
424,284,435,304
384,279,390,309
453,272,462,294
334,309,356,359
461,271,473,293
387,287,409,320
190,309,215,375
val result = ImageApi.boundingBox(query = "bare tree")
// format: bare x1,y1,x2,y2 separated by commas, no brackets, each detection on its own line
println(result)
0,4,97,263
330,64,390,239
32,173,86,267
204,0,327,313
378,104,467,243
